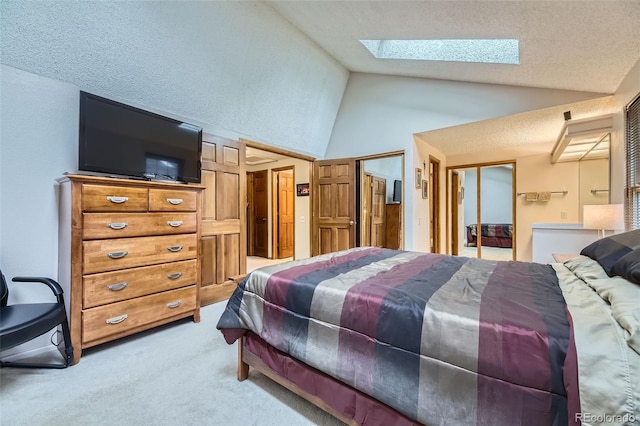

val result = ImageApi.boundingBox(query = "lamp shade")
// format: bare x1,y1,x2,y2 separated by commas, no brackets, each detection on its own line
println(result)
583,204,624,230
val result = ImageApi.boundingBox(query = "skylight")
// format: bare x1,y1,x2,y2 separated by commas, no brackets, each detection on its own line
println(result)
360,39,519,64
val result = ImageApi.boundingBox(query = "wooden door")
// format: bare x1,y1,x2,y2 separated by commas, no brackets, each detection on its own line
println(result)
312,158,356,255
362,173,372,247
251,170,269,258
200,135,246,305
451,171,460,255
429,157,440,253
370,176,386,247
275,169,294,259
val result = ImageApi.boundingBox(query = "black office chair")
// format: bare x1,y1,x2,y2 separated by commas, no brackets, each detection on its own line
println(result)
0,269,73,368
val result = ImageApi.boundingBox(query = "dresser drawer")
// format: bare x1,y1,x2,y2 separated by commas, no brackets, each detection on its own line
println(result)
83,212,197,240
82,286,196,344
83,234,198,274
149,188,197,212
83,259,197,308
82,184,148,212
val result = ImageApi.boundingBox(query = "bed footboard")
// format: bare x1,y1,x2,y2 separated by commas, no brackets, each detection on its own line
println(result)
236,332,418,426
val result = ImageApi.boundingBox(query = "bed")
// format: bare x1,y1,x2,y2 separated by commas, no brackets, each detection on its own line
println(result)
217,231,640,425
466,223,513,248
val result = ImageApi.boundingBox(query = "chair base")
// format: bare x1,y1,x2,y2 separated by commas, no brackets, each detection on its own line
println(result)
0,360,69,369
0,345,73,369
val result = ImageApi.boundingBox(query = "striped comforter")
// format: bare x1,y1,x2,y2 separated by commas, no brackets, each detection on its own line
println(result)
217,247,576,425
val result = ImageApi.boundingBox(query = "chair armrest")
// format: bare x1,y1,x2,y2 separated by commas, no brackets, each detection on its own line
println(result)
11,276,64,296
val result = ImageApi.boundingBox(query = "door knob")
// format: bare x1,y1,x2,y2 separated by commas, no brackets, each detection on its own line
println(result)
349,220,355,226
261,217,267,222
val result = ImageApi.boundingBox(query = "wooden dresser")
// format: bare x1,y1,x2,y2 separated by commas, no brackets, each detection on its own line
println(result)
58,174,204,364
385,203,402,250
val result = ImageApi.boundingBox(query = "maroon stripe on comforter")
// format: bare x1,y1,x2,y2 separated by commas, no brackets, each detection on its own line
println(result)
477,261,570,425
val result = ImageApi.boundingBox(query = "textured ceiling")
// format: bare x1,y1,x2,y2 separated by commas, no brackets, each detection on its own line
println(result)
415,96,616,156
266,0,638,156
266,0,640,94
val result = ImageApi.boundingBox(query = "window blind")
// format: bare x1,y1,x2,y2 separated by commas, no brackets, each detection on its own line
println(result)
625,94,640,229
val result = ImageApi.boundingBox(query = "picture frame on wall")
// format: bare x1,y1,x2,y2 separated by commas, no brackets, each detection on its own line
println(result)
296,183,310,196
415,168,422,188
422,180,429,199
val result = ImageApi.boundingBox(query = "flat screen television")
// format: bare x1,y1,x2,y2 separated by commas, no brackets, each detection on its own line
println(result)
393,179,402,202
79,91,202,183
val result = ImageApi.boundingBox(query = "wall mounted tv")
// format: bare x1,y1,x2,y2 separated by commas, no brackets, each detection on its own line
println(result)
79,91,202,183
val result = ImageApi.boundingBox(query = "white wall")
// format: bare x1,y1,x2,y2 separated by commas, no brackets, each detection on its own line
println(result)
325,73,607,159
611,58,640,204
0,67,79,355
0,1,348,158
411,138,447,253
0,1,347,356
0,2,347,275
0,67,78,290
326,72,603,251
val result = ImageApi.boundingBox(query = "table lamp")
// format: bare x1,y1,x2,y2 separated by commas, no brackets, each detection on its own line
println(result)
583,204,624,239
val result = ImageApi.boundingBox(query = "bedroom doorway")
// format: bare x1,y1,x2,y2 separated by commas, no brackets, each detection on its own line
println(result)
355,153,404,250
243,141,314,271
447,161,516,261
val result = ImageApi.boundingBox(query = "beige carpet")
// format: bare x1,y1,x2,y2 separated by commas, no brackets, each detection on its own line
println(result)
460,246,514,261
0,301,342,426
247,256,293,273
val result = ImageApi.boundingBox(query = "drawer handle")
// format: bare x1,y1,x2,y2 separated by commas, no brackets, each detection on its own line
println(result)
167,246,183,252
167,272,183,279
107,282,128,291
107,196,128,204
167,300,182,309
107,251,128,259
167,198,183,205
167,221,183,227
106,314,128,324
107,222,128,230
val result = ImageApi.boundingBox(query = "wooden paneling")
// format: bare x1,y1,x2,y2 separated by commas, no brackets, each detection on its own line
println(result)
312,158,356,255
385,203,402,250
220,172,240,220
200,136,246,306
370,177,386,247
201,170,216,220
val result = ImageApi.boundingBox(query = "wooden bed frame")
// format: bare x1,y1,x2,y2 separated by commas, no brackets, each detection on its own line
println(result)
237,336,357,425
236,333,418,426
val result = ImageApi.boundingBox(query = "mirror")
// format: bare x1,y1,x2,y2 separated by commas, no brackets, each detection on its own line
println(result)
451,163,515,261
357,155,404,249
578,133,610,220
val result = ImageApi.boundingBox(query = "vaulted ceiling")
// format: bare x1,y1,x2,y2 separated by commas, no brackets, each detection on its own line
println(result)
265,0,639,155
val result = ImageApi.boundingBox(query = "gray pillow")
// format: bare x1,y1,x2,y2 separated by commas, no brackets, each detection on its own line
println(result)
580,229,640,276
612,249,640,284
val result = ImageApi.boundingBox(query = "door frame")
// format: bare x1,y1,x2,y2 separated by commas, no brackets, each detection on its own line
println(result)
450,170,460,255
429,156,441,253
355,151,405,249
242,138,315,260
271,166,295,259
445,160,517,260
